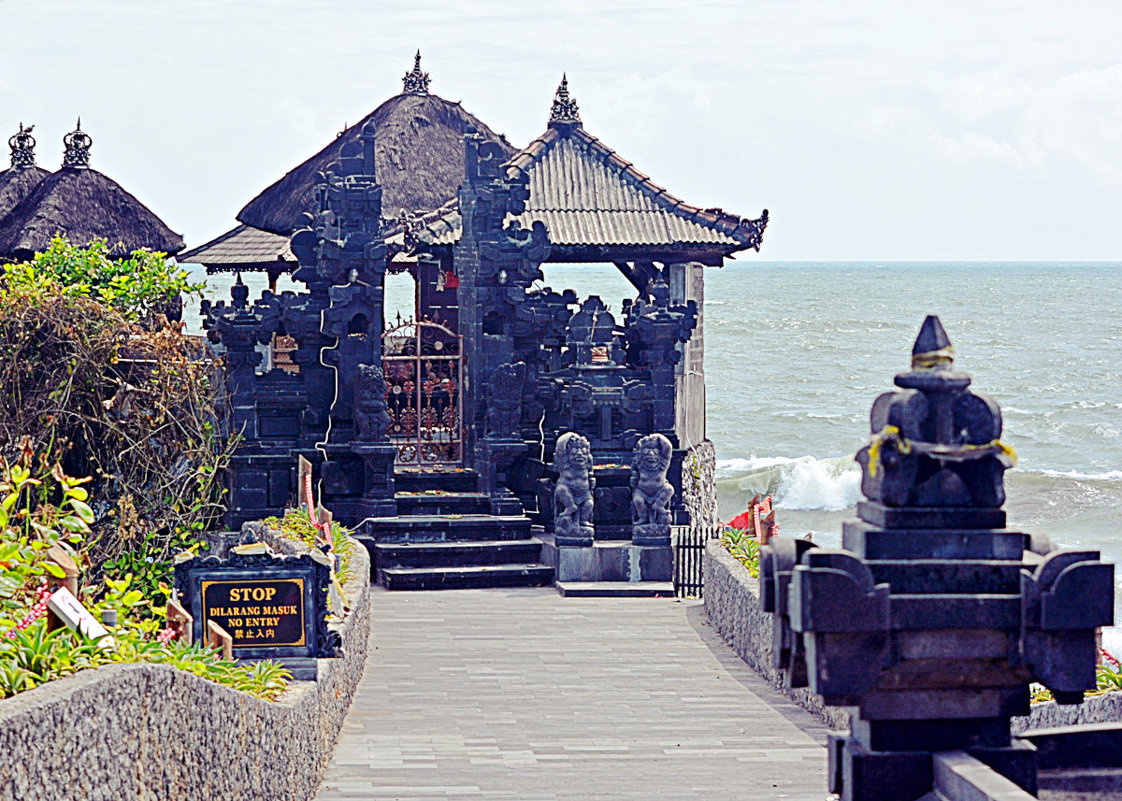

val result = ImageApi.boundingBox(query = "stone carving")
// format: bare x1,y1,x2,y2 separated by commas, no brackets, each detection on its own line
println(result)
630,433,674,540
354,363,391,441
549,74,581,125
8,122,36,169
485,362,526,438
759,316,1114,801
62,118,92,169
553,432,594,543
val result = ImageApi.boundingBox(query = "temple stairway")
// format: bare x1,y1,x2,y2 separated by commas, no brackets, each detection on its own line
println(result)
356,468,554,590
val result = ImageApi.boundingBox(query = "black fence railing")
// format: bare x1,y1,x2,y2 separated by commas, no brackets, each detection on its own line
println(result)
672,525,722,598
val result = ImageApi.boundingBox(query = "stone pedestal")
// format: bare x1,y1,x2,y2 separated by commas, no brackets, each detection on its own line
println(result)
544,537,672,583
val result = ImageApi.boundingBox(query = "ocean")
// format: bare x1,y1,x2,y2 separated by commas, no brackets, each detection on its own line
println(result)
187,260,1122,649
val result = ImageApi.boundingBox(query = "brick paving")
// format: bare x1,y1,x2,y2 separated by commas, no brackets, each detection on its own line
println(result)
315,587,831,801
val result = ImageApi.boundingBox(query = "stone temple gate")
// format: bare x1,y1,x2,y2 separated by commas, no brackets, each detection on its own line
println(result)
191,57,768,590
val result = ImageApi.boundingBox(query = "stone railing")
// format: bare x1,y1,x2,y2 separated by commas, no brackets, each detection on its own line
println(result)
0,539,371,801
702,538,850,731
704,537,1122,736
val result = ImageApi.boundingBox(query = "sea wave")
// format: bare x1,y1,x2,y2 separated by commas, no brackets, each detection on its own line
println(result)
1032,468,1122,482
716,455,862,512
715,455,1122,516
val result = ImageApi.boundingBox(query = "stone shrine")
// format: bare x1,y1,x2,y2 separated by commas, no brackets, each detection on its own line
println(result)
192,58,768,592
760,316,1114,801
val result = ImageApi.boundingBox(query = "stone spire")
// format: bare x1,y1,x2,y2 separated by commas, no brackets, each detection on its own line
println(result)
62,118,92,169
402,50,431,96
8,123,36,169
910,314,954,370
549,74,581,126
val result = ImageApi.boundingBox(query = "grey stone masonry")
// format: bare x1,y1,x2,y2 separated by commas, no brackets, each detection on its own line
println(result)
315,587,832,801
703,538,852,732
0,542,371,801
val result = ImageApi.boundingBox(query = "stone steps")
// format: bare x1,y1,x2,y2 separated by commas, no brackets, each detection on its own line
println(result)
378,563,554,591
394,468,479,493
554,581,675,598
374,538,545,569
394,491,491,516
361,513,533,543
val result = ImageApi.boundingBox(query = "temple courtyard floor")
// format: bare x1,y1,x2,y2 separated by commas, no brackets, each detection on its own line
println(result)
314,587,832,801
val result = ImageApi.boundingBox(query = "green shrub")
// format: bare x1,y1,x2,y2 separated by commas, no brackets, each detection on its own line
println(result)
265,507,355,587
0,458,289,702
7,235,203,322
0,247,233,583
719,526,760,578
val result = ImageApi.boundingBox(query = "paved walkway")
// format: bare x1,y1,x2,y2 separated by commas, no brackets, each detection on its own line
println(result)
315,587,831,801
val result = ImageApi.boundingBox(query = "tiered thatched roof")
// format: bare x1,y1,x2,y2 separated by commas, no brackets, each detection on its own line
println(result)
0,124,50,220
0,122,183,261
237,61,516,236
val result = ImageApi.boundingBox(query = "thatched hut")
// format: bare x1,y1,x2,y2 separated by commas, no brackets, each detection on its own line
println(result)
0,121,184,262
181,53,515,271
0,124,50,221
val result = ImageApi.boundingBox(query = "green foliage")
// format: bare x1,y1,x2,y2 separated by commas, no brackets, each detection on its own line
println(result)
7,235,203,322
0,242,233,582
0,451,91,633
719,527,761,579
0,615,292,702
265,507,355,587
0,461,290,703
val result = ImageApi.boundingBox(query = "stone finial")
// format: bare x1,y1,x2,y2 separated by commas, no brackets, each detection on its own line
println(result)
62,118,92,169
911,314,954,370
402,50,431,96
549,74,581,126
8,122,36,169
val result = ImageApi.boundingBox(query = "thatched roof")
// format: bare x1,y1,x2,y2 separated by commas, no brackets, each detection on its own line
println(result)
237,92,517,236
1,123,50,220
0,166,184,260
0,164,50,221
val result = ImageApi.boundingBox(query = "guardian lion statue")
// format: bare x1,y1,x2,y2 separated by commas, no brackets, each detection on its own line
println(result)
553,432,595,543
354,364,391,441
631,433,674,539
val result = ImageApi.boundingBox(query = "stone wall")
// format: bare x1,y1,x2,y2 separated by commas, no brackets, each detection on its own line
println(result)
0,541,371,801
703,538,851,731
681,439,718,528
1014,690,1122,734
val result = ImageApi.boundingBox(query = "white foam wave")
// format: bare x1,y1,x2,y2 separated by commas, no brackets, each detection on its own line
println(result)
717,455,862,511
717,455,805,475
1032,468,1122,482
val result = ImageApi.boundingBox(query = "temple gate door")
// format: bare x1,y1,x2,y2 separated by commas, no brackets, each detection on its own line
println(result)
382,319,464,467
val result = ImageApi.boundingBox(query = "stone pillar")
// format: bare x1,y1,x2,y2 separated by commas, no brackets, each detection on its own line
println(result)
759,316,1113,801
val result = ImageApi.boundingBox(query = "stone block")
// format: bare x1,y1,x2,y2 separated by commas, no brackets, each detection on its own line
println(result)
636,544,672,581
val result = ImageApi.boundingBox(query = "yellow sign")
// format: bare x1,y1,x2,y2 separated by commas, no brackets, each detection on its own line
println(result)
201,577,306,648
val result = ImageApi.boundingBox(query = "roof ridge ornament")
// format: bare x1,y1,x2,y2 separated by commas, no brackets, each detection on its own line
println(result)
549,74,581,127
8,122,36,169
63,118,92,169
402,50,431,96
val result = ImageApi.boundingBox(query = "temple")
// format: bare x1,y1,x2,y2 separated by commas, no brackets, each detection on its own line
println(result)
0,120,183,261
193,56,768,591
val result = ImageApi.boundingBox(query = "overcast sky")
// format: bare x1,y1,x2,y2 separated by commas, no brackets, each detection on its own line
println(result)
2,0,1120,260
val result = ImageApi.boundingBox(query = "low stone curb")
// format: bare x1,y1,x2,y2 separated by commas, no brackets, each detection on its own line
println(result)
702,538,851,731
1013,688,1122,733
0,539,371,801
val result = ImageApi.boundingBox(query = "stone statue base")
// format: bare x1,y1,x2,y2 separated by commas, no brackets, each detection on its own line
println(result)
544,537,672,583
632,522,671,548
